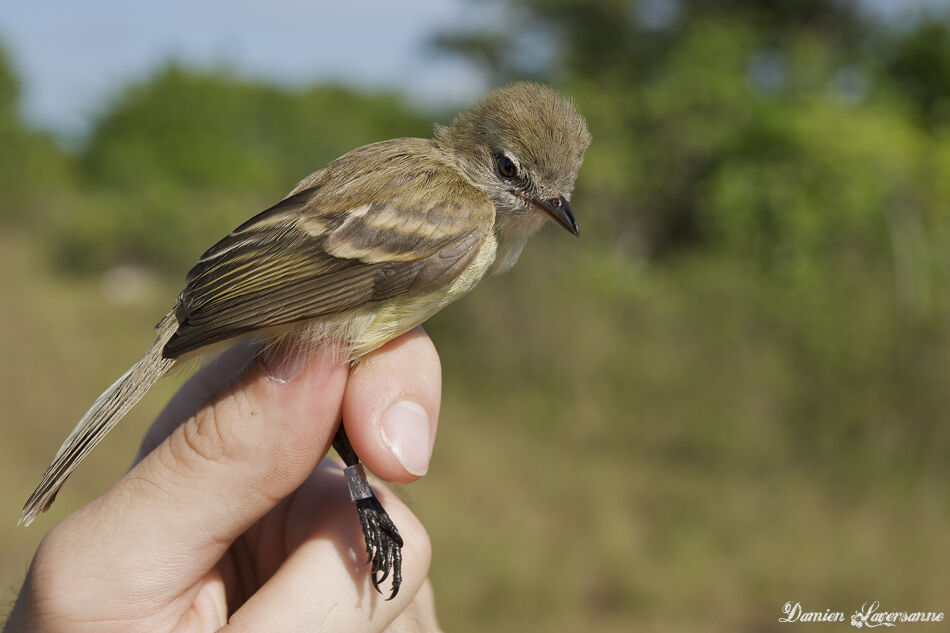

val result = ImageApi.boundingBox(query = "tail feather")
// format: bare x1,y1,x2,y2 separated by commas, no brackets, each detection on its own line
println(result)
19,311,179,526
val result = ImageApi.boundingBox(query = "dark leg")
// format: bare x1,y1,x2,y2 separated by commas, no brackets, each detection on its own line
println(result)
333,424,403,600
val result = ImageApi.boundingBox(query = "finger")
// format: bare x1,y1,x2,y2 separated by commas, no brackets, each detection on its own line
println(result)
51,343,349,603
223,462,432,633
343,327,441,482
384,580,443,633
137,341,262,461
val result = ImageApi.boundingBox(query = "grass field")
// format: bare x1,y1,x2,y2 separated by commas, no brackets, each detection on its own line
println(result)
2,229,948,631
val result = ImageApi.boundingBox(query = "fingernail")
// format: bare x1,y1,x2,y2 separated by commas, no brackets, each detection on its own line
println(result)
262,345,310,383
380,401,432,476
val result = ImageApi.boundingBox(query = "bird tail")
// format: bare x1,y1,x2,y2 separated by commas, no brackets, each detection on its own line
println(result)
19,310,179,526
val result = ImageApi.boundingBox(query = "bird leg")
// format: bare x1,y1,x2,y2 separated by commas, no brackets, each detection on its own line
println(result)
333,424,403,600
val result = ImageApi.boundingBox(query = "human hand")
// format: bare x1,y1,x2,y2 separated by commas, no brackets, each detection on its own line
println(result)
4,328,443,632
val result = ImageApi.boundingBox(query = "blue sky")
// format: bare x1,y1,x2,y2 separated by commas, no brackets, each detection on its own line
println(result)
0,0,946,136
0,0,491,135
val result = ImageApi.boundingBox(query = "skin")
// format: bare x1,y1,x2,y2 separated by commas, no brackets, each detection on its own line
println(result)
4,328,443,633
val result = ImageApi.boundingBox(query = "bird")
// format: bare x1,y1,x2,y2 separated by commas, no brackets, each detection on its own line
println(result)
19,81,591,599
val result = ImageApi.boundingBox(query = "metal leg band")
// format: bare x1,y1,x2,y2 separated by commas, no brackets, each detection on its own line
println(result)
344,463,373,501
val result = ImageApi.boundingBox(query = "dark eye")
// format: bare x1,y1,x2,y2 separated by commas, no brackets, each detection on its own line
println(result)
495,154,518,179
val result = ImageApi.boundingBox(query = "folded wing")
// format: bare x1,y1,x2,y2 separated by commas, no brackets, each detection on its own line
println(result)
164,141,494,358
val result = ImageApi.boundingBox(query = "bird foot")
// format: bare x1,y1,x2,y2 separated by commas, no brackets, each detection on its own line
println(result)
355,493,403,599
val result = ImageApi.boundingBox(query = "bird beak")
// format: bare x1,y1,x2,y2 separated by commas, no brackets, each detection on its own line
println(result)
515,191,580,236
536,195,579,236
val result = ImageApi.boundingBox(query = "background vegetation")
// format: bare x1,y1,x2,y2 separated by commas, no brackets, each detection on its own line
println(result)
2,1,950,630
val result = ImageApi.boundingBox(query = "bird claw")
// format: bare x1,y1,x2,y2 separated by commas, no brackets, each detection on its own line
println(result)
355,493,403,600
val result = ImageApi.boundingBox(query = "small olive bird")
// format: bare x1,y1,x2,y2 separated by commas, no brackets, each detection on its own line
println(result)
20,82,591,598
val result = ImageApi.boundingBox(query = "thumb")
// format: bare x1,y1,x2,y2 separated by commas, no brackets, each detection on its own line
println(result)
54,343,349,602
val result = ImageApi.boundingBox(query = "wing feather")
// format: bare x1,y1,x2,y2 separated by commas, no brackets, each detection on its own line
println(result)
163,140,494,358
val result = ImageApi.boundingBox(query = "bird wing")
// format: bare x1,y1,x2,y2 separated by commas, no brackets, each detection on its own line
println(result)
163,143,495,358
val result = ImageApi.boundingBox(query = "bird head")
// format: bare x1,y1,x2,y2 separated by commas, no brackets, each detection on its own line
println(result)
436,82,591,239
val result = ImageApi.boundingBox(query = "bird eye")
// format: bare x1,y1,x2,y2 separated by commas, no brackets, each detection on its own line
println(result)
495,154,518,179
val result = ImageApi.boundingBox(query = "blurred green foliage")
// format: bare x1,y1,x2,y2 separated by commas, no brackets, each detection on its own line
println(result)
0,47,72,224
428,0,950,476
2,1,950,631
6,63,431,271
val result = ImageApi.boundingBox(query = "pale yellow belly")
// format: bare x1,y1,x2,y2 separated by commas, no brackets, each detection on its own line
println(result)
347,233,498,358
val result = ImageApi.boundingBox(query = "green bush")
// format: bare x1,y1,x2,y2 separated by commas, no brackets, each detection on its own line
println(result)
49,64,432,270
